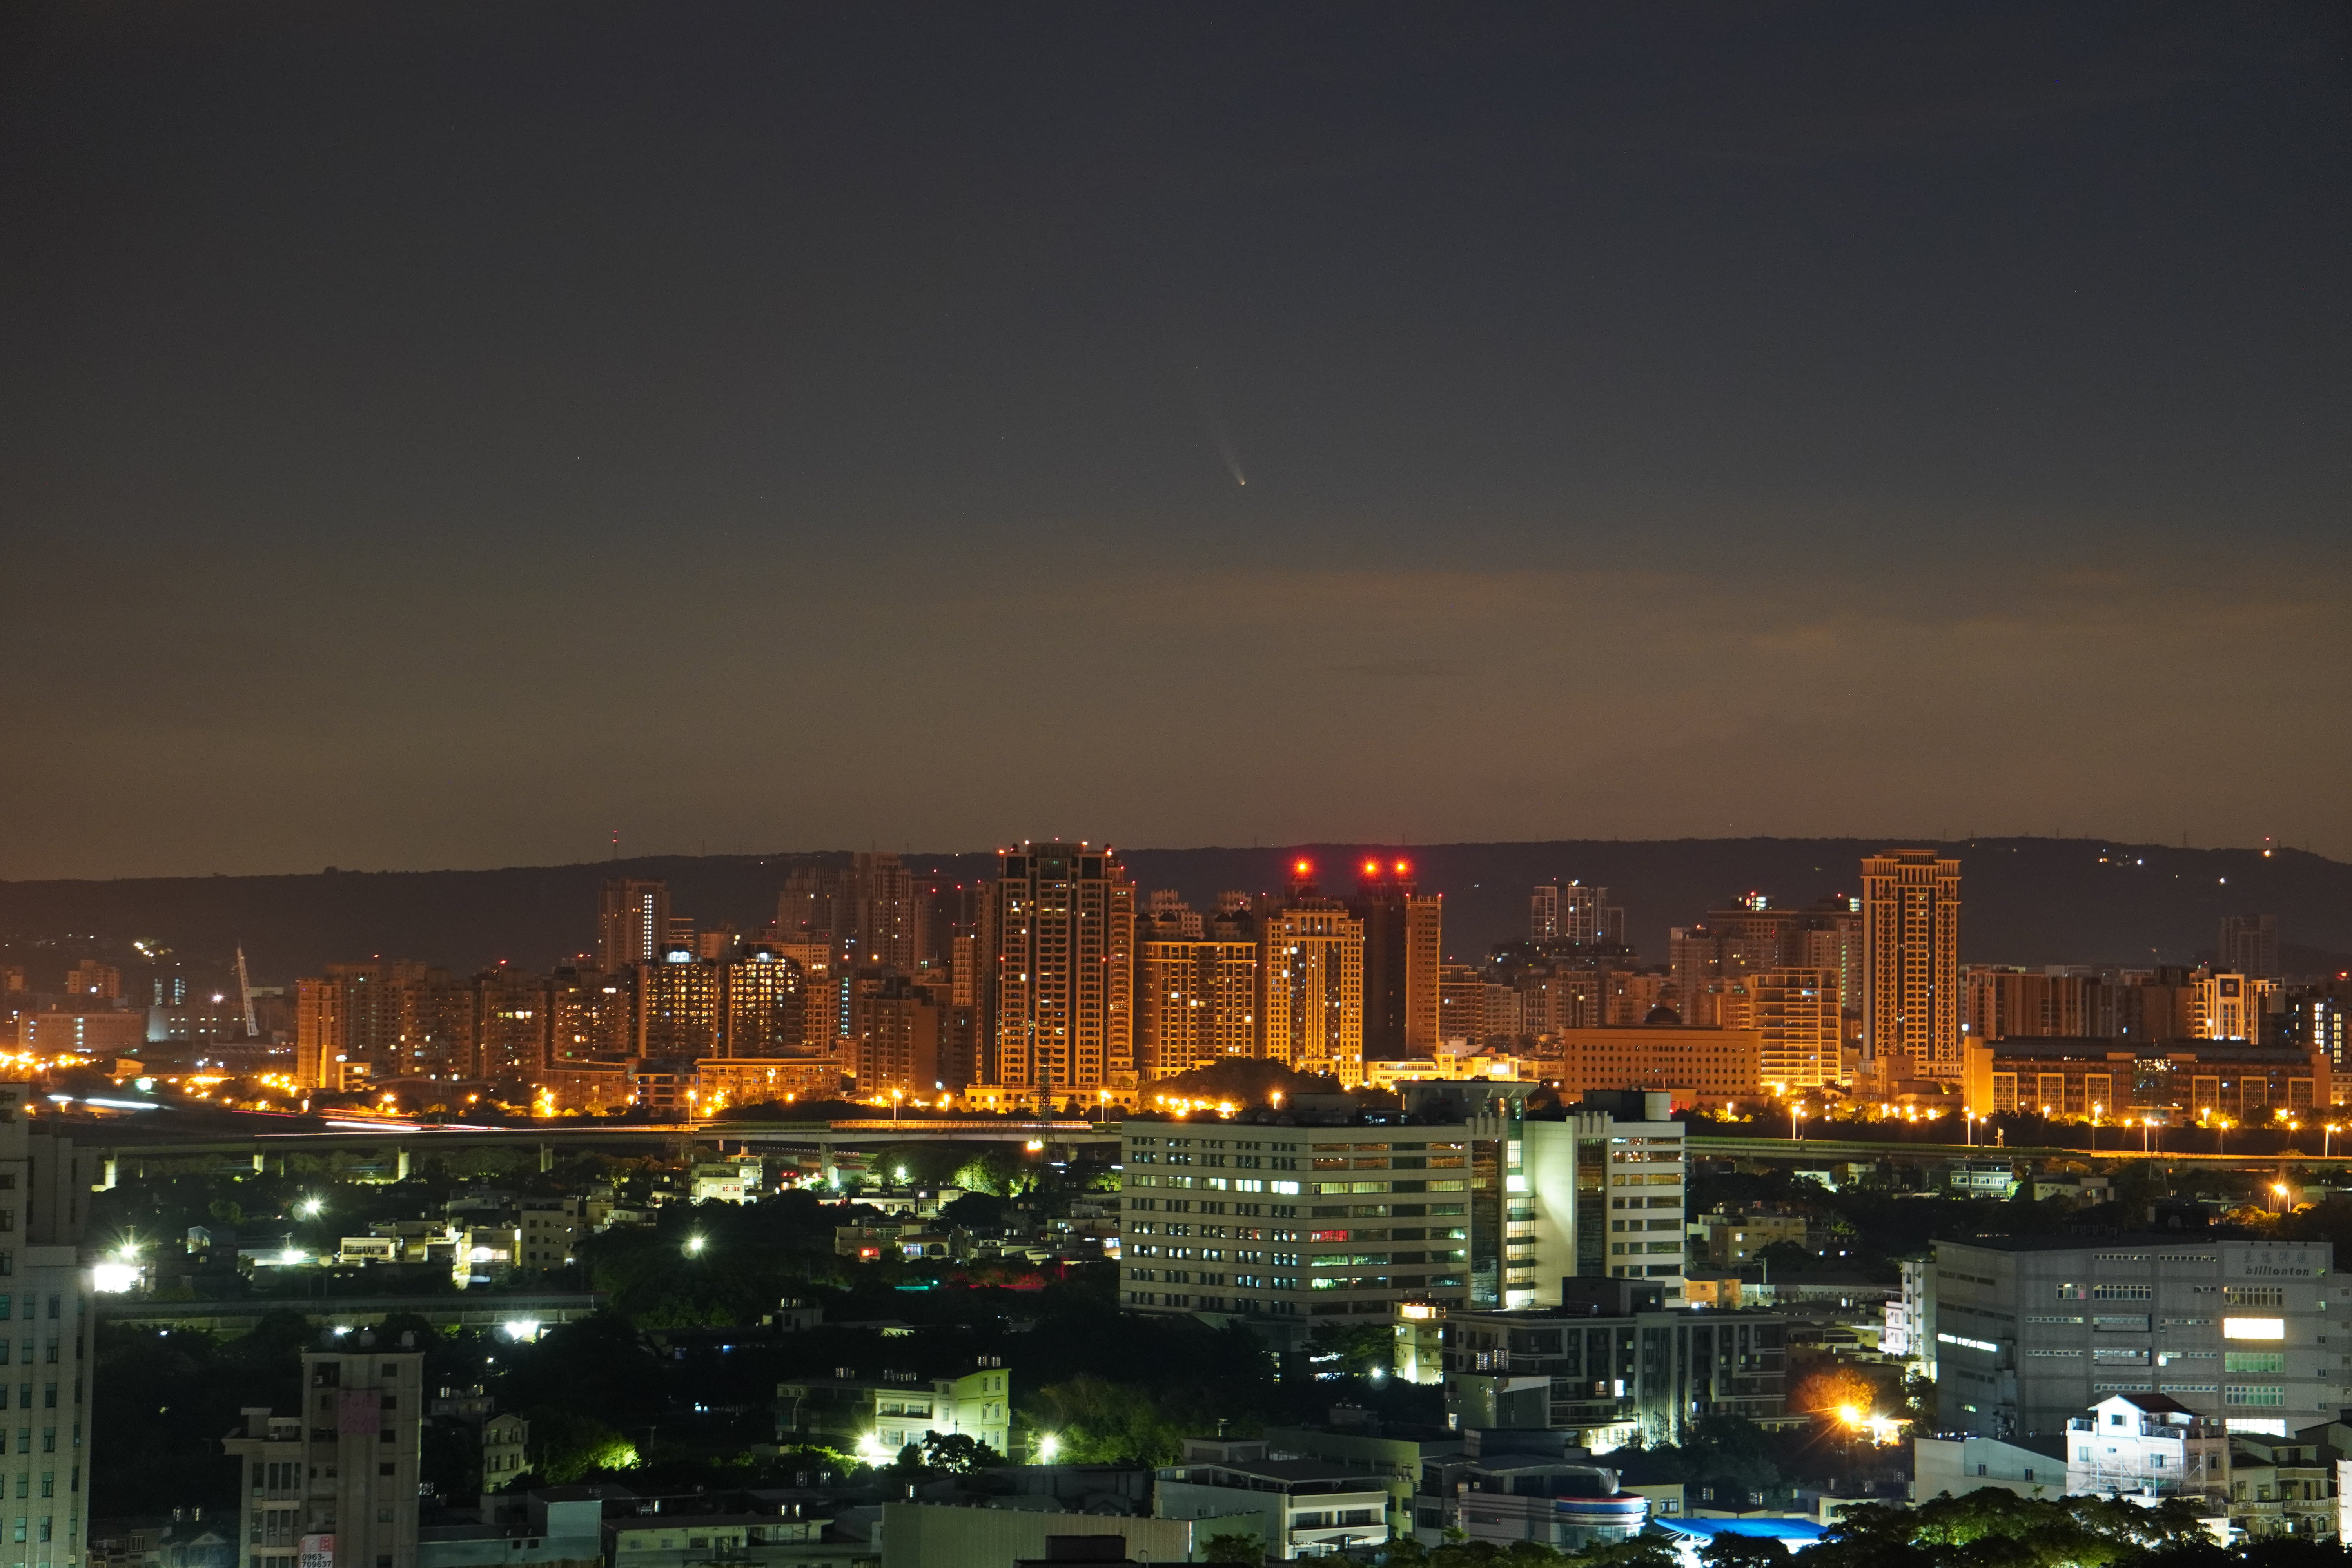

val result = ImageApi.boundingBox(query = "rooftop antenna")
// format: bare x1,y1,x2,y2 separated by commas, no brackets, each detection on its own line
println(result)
234,946,258,1040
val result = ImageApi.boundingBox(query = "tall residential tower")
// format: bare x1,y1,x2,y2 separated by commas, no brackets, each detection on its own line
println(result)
1861,849,1961,1083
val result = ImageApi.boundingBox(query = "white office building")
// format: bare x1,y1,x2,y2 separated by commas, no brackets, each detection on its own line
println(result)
1119,1087,1685,1334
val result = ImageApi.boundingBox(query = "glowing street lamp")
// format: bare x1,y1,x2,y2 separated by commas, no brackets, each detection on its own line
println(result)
1036,1433,1061,1463
1791,1104,1807,1146
2327,1123,2342,1160
684,1235,707,1258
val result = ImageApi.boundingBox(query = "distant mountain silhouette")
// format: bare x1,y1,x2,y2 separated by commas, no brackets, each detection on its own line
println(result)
0,837,2343,986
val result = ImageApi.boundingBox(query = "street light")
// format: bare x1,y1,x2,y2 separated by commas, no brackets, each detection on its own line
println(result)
1791,1104,1807,1147
2327,1123,2342,1160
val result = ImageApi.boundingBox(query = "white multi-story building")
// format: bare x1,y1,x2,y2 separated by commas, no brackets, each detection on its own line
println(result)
0,1089,98,1568
1153,1438,1390,1559
1884,1258,1936,1372
1934,1236,2347,1442
2065,1392,2228,1503
774,1365,1011,1459
1120,1087,1685,1332
223,1341,424,1568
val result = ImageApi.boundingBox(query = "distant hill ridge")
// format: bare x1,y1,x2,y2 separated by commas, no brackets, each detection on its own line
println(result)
0,837,2344,986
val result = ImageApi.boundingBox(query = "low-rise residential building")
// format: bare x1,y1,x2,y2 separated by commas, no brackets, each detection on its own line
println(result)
89,1515,237,1568
1946,1161,2020,1198
2064,1393,2227,1504
1694,1210,1806,1269
483,1412,530,1496
417,1493,603,1568
691,1158,766,1205
516,1199,589,1270
1261,1424,1462,1542
2227,1432,2334,1538
607,1511,831,1568
875,1503,1197,1568
1152,1439,1389,1559
1913,1434,2066,1500
776,1366,1011,1459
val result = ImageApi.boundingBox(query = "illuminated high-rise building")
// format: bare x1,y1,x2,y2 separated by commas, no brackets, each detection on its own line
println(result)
471,966,550,1081
1258,860,1365,1085
1136,898,1258,1080
777,862,856,949
1861,849,1962,1083
597,879,671,972
984,841,1135,1099
1719,967,1841,1089
1530,885,1561,942
547,965,634,1063
1352,858,1442,1060
1437,962,1488,1048
63,959,120,1000
1528,882,1628,947
2191,971,2271,1043
637,948,721,1058
848,970,942,1092
855,851,917,971
292,961,468,1087
721,947,808,1056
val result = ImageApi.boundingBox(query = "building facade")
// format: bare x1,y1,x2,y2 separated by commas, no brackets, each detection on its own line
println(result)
1260,868,1367,1086
1436,1304,1789,1450
773,1366,1011,1459
2064,1392,2227,1504
984,843,1135,1098
1119,1089,1687,1328
1352,861,1442,1062
1861,849,1962,1083
0,1089,94,1568
222,1342,424,1568
1932,1236,2345,1442
597,880,671,973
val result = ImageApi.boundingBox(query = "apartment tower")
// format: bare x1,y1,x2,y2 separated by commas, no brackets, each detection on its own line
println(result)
1861,849,1962,1083
597,879,671,972
984,842,1136,1100
1352,858,1442,1060
1258,862,1367,1087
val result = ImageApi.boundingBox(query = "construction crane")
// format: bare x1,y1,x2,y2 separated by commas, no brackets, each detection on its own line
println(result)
234,946,259,1040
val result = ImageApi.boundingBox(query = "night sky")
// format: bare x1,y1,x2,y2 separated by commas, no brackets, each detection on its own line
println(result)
3,3,2346,879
